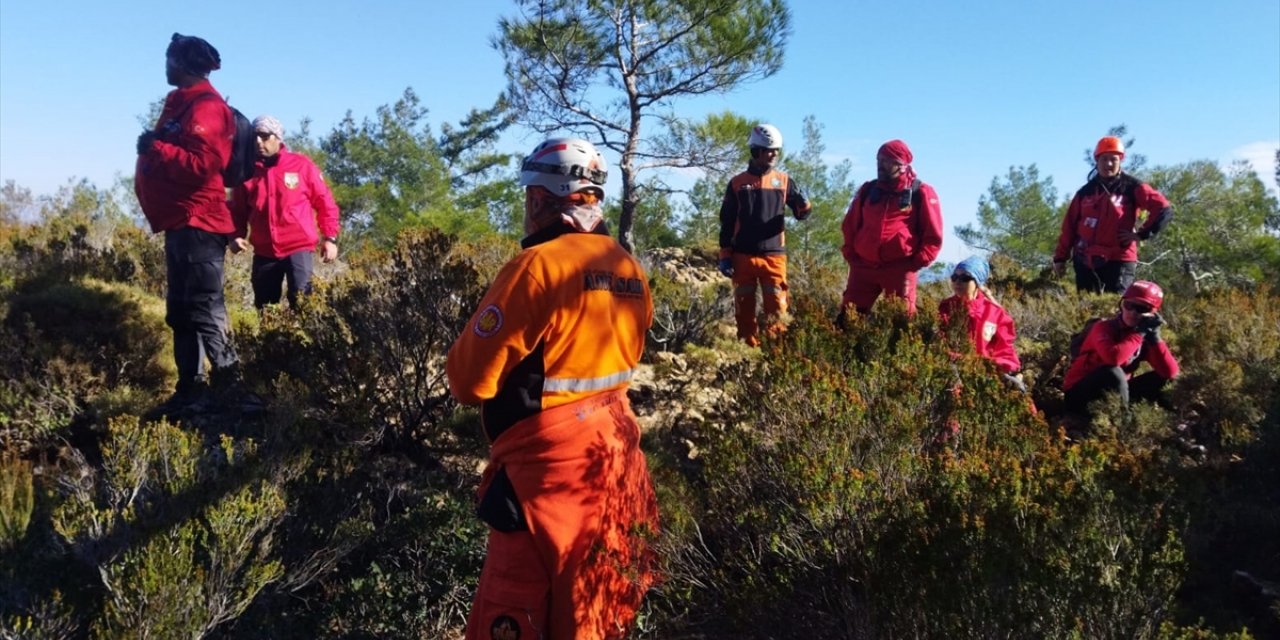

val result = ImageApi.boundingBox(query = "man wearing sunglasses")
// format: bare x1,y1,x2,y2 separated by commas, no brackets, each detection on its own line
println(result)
229,115,341,308
1062,280,1179,425
717,124,812,346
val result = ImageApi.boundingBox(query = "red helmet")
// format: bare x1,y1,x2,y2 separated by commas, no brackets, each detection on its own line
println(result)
1094,136,1125,159
1122,280,1164,311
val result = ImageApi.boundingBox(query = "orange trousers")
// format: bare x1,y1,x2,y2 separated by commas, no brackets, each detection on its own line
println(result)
732,253,788,346
465,390,659,640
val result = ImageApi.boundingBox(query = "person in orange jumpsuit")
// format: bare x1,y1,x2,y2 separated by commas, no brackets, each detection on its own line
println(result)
718,123,812,346
447,137,659,640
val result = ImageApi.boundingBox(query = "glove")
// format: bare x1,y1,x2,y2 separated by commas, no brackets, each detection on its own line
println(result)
717,257,734,278
1137,312,1164,342
136,131,158,155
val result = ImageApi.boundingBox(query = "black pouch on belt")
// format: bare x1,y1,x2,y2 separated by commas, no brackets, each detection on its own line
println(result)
476,466,528,532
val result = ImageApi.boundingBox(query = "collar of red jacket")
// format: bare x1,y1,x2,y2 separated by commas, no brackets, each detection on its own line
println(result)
170,78,217,102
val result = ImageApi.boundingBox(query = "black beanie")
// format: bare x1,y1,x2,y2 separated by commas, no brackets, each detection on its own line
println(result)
166,33,221,76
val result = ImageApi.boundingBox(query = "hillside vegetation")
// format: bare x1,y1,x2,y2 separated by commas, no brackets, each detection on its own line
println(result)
1,186,1277,638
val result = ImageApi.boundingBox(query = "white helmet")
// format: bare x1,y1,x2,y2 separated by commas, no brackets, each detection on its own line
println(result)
748,123,783,150
519,138,608,197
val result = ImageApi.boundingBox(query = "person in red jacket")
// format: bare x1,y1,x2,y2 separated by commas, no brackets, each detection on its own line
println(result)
938,257,1023,389
1062,280,1179,422
135,33,255,420
1052,136,1173,293
447,137,658,640
840,139,943,315
718,123,812,346
229,115,341,308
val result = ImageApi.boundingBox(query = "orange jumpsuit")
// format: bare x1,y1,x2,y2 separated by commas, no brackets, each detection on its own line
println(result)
447,226,659,640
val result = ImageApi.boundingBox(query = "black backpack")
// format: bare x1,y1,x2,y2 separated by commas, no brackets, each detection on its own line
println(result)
221,104,257,188
168,96,256,188
1068,317,1105,360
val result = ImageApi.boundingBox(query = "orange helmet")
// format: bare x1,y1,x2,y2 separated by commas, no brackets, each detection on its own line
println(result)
1122,280,1164,311
1094,136,1125,159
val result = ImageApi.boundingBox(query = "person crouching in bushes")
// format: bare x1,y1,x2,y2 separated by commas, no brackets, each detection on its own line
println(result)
938,257,1025,391
447,137,659,640
1062,280,1179,423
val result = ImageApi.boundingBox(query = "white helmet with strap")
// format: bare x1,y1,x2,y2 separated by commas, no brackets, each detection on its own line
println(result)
520,138,608,197
748,123,783,150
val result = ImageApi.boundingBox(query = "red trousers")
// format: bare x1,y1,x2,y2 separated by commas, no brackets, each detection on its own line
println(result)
842,262,918,314
732,253,788,346
466,390,659,640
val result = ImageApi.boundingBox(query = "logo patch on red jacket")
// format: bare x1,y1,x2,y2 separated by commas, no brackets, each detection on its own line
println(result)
473,304,504,338
982,320,997,343
284,172,299,189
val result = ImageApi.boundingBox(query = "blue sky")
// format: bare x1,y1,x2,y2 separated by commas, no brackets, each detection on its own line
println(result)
2,0,1277,263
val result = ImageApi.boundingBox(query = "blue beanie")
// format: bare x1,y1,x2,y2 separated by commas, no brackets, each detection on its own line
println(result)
954,257,990,287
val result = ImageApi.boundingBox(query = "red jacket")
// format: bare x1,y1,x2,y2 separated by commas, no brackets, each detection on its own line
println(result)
230,146,341,258
1063,316,1179,391
1054,174,1172,264
841,175,943,269
939,291,1021,373
134,80,235,234
718,166,811,258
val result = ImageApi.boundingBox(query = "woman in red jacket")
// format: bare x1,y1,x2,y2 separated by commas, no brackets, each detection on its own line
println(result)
1062,280,1179,420
938,257,1023,390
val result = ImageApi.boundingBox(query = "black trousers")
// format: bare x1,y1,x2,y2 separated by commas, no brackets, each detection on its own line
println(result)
1064,367,1170,417
164,227,238,392
1073,258,1136,294
251,251,314,308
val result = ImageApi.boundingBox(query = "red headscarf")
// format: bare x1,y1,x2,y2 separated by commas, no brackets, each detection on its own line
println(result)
878,139,917,189
878,139,913,164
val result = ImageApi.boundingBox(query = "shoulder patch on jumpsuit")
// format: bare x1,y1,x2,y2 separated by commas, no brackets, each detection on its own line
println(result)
474,304,504,338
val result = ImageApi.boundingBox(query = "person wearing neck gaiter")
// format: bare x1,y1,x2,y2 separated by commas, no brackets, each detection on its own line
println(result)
839,139,943,316
1052,136,1173,293
448,137,659,640
229,115,340,308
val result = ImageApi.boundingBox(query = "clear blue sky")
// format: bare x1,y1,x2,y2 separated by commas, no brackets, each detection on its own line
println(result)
2,0,1277,263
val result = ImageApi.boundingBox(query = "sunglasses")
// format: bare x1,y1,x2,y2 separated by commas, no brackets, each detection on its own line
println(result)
255,131,276,141
950,274,974,283
1123,300,1153,313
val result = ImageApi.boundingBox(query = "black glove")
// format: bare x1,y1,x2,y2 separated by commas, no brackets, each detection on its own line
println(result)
136,131,158,155
1137,312,1164,342
717,257,734,278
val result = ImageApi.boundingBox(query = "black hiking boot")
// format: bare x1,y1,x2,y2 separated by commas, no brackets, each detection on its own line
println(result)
208,367,268,417
142,383,210,423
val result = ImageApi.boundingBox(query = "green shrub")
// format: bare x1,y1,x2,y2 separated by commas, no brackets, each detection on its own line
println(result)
646,300,1190,639
242,227,503,464
0,452,33,550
